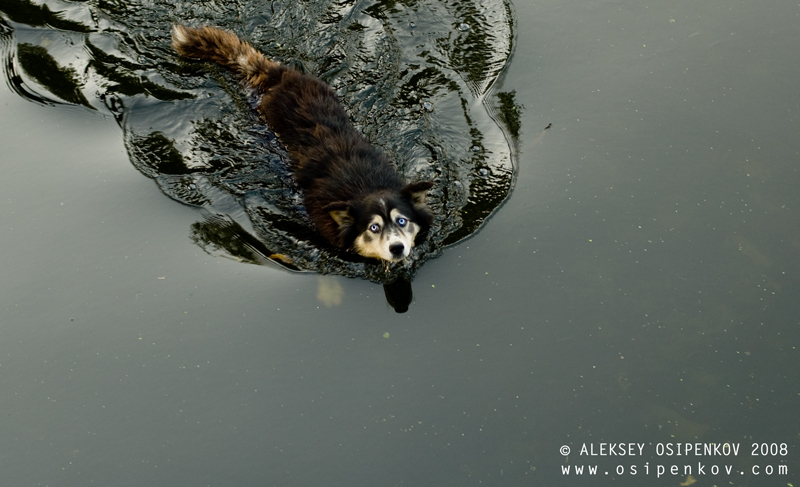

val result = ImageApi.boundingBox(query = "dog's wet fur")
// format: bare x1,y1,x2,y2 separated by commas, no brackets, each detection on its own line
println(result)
172,25,433,262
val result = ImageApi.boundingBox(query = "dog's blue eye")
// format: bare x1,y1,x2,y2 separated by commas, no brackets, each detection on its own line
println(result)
370,223,380,233
397,217,407,227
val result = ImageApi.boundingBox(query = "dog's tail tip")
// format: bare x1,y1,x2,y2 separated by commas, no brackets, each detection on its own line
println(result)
171,24,188,43
170,24,191,52
170,24,276,79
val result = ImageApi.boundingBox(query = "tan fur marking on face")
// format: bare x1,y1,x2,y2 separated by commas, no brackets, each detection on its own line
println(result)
353,215,386,260
390,208,420,243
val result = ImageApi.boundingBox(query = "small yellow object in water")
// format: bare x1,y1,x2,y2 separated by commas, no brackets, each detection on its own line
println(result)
383,333,390,339
269,254,293,264
317,276,344,307
680,474,696,486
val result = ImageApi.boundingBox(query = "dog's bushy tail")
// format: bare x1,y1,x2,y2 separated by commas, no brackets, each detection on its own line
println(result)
172,25,279,87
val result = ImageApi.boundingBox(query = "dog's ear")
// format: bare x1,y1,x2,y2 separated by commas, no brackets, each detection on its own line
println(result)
401,181,434,210
323,201,354,229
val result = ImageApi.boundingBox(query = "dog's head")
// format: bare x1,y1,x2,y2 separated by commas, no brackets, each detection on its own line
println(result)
323,181,434,262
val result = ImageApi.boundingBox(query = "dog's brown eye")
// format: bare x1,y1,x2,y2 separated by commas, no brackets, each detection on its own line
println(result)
370,223,380,233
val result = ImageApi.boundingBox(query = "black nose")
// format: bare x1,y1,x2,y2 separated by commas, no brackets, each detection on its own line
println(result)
389,243,405,257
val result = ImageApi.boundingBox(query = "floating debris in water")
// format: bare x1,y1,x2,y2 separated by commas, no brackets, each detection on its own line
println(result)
423,101,434,111
317,276,344,307
269,254,293,265
458,23,470,32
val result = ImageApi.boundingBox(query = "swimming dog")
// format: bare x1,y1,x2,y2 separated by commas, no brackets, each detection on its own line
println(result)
171,25,434,262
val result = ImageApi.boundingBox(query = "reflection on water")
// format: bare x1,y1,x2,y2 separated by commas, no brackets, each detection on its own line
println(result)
0,0,518,285
15,43,91,107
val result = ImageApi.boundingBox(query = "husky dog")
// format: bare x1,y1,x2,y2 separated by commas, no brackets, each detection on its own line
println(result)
171,25,434,262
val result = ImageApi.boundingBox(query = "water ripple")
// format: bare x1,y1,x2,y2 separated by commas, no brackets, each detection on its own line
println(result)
0,0,519,282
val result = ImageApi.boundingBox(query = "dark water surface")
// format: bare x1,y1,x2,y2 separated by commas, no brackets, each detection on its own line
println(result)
1,0,516,283
1,0,798,485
